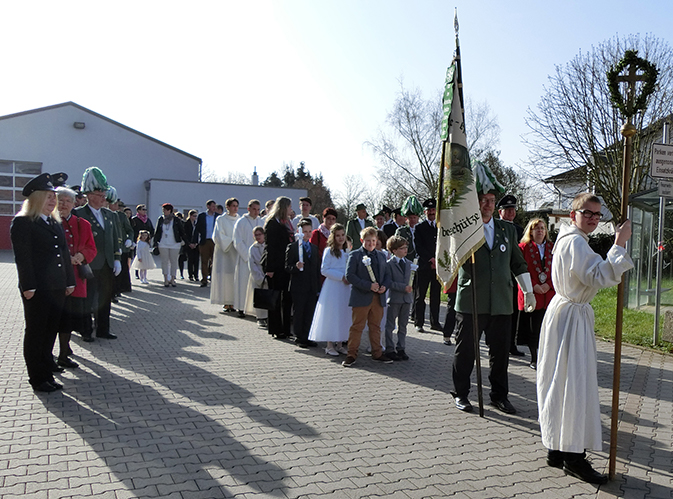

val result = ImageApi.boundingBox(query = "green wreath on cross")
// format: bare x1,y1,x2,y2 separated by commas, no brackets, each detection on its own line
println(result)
607,50,658,118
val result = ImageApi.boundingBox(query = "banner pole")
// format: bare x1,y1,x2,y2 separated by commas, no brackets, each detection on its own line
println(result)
470,254,484,417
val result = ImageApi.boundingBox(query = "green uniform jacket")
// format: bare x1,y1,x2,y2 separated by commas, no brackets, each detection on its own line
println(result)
455,218,528,316
116,211,134,254
74,204,121,270
346,217,373,250
395,225,417,261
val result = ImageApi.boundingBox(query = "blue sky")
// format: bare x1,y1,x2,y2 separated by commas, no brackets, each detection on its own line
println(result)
2,0,672,199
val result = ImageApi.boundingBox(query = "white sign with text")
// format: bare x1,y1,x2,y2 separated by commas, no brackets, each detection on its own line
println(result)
651,143,673,179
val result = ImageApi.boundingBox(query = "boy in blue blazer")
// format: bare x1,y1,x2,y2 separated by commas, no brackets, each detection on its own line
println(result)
384,235,416,360
343,226,392,367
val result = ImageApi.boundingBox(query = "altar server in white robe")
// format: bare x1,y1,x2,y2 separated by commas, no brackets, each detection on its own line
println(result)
233,199,261,317
537,193,632,485
245,226,268,327
210,198,240,313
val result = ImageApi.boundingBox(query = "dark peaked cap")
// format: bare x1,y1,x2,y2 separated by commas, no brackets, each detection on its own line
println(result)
22,173,57,197
497,194,517,209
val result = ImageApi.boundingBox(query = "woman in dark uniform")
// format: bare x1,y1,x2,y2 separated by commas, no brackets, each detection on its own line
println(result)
262,196,294,339
11,173,75,393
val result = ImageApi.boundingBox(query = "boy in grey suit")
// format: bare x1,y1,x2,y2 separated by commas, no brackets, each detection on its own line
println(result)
384,236,416,360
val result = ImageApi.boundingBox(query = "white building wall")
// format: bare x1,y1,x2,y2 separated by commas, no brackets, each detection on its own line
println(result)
146,180,307,223
0,103,200,208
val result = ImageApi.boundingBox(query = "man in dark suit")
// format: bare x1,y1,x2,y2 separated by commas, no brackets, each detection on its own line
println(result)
285,218,321,348
498,194,526,357
74,167,121,341
414,198,442,332
183,210,200,281
345,203,373,250
193,200,219,287
382,208,406,238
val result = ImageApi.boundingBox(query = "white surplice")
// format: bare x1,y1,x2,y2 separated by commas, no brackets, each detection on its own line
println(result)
210,213,239,305
245,241,268,319
233,213,261,311
537,224,633,453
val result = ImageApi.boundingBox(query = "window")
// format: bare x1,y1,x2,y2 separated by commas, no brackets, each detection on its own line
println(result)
0,160,42,215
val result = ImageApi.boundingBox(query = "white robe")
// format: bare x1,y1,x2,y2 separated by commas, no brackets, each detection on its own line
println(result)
537,224,633,453
245,242,268,319
210,213,239,305
233,213,261,311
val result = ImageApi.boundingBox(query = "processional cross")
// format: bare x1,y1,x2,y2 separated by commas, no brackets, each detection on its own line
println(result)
606,51,658,480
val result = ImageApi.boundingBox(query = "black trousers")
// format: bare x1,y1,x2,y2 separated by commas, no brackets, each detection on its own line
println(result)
291,290,318,342
267,271,292,337
22,289,65,387
452,313,511,402
86,264,115,337
415,268,441,327
442,292,457,339
517,308,546,364
186,247,200,280
115,254,132,293
58,295,85,357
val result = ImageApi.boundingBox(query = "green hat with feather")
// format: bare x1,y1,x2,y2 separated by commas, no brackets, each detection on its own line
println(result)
81,166,110,193
401,195,422,217
473,160,505,195
106,186,118,203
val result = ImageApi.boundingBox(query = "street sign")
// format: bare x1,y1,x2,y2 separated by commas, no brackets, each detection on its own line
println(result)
658,179,673,198
651,143,673,179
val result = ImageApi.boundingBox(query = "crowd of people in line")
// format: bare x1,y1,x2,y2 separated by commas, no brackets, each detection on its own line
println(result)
10,164,633,486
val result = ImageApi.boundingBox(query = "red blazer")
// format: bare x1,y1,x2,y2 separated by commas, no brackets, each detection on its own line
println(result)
517,241,555,311
309,229,328,260
61,214,97,298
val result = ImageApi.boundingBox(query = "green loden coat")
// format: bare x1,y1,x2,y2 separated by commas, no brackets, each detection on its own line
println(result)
74,204,122,270
455,218,528,316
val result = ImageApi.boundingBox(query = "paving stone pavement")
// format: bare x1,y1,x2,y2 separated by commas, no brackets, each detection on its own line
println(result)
0,250,671,499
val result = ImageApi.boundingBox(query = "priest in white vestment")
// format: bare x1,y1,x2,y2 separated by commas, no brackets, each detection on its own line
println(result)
233,200,261,316
210,198,240,312
537,193,632,485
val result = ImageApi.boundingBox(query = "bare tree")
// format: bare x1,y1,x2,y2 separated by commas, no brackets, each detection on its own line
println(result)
366,80,503,201
334,174,374,221
200,164,251,185
524,34,673,220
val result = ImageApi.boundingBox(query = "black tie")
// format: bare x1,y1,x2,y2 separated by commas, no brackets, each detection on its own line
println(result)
399,259,405,272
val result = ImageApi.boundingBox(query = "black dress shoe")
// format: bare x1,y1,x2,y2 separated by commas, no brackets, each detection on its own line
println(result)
430,323,443,331
33,381,58,393
510,348,525,357
443,338,452,346
57,357,79,369
454,395,473,412
529,362,537,370
563,453,608,485
415,325,425,333
49,380,64,390
97,333,117,339
547,450,564,469
491,398,517,414
237,310,245,318
50,364,65,373
200,281,208,287
81,335,94,343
